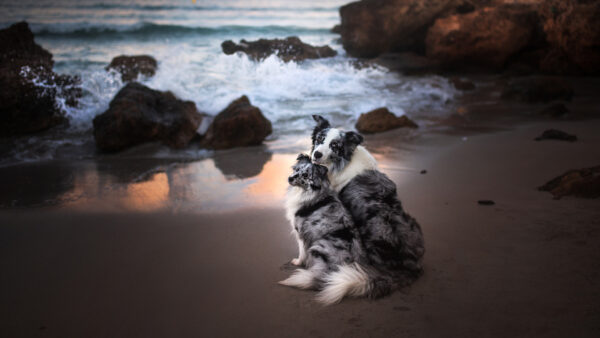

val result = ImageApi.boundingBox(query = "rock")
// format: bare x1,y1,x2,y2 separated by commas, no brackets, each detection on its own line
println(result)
450,77,475,90
0,22,80,137
534,129,577,142
339,0,464,57
420,170,427,174
92,82,204,152
501,77,573,103
368,52,441,74
538,103,570,118
425,5,539,70
200,96,272,150
331,24,342,34
355,107,418,134
539,165,600,199
477,200,495,205
105,55,157,82
221,37,336,62
539,0,600,75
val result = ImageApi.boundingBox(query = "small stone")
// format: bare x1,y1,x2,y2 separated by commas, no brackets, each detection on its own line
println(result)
478,200,495,205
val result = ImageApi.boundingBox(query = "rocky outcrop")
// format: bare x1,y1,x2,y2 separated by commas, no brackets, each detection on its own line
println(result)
450,77,475,90
201,96,272,150
539,165,600,199
534,129,577,142
355,107,418,134
92,82,204,152
501,77,573,103
0,22,80,137
221,37,337,62
339,0,464,58
105,55,157,82
425,5,539,70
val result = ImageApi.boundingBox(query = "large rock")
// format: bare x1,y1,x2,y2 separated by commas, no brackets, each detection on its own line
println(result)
501,76,573,103
93,82,204,152
539,0,600,75
539,165,600,199
221,37,336,62
339,0,466,58
105,55,157,82
0,22,80,137
201,96,272,150
425,5,539,70
355,107,418,134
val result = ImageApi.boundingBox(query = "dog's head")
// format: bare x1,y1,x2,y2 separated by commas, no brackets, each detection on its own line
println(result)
288,153,329,191
310,115,363,172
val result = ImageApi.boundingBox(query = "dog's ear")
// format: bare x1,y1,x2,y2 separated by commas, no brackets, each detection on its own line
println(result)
344,131,364,146
296,153,311,163
311,115,331,145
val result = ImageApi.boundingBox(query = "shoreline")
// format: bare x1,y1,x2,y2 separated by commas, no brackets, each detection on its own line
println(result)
1,118,599,337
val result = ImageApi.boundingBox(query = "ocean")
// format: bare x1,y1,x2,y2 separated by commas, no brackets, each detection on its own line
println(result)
0,0,458,211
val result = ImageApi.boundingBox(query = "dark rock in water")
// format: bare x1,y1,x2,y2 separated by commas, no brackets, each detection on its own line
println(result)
201,96,272,150
0,21,81,137
450,77,475,91
92,82,205,152
534,129,577,142
426,5,538,70
538,103,570,118
501,77,573,103
331,24,342,34
539,166,600,199
339,0,463,58
478,200,495,206
539,0,600,76
355,107,418,134
221,36,336,62
105,55,157,82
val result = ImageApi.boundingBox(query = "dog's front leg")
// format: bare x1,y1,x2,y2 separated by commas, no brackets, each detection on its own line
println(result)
291,232,306,266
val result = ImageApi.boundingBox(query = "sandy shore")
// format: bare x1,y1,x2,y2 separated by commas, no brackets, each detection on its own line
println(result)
1,119,600,337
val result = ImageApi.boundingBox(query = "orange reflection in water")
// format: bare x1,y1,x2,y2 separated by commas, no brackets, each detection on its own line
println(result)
243,154,297,205
123,172,170,211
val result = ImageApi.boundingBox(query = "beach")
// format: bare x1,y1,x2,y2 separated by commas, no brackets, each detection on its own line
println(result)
2,118,599,337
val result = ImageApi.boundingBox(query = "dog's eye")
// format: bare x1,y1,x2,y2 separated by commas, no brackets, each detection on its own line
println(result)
317,135,325,143
330,141,339,149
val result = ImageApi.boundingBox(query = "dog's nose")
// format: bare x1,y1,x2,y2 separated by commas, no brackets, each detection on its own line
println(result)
288,176,294,183
313,151,322,159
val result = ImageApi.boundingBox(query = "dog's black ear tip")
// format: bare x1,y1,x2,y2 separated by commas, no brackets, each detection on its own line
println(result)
296,153,310,162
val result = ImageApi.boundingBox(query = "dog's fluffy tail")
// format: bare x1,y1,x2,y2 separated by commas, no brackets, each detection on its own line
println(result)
315,263,392,305
278,268,318,289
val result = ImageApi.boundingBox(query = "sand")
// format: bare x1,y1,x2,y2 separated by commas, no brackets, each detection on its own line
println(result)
1,119,600,337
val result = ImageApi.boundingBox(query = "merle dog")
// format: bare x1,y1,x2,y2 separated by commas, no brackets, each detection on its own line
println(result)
280,154,393,304
310,115,425,289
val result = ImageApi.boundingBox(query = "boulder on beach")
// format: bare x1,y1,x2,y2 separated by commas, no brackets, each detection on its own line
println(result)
539,165,600,199
339,0,464,58
221,37,337,62
425,5,538,70
501,76,573,103
105,55,158,82
534,129,577,142
201,96,272,150
92,82,205,152
355,107,418,134
0,21,80,137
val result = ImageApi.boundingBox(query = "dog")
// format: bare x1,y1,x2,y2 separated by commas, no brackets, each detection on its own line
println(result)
310,115,425,288
281,154,393,304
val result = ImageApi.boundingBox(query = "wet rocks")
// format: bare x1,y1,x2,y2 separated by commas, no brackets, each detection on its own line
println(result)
105,55,158,82
221,36,336,62
450,77,475,91
92,82,205,152
339,0,463,58
534,129,577,142
355,107,418,134
501,77,573,103
538,103,570,118
425,6,538,70
200,96,272,150
539,166,600,199
0,21,80,137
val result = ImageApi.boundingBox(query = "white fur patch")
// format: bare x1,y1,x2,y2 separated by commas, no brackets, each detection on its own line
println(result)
316,263,370,305
279,269,317,289
329,145,378,192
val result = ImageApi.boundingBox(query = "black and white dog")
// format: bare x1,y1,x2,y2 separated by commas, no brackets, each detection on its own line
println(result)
310,115,425,289
281,154,393,304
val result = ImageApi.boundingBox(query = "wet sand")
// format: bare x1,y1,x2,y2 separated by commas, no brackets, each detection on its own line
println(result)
1,118,600,337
